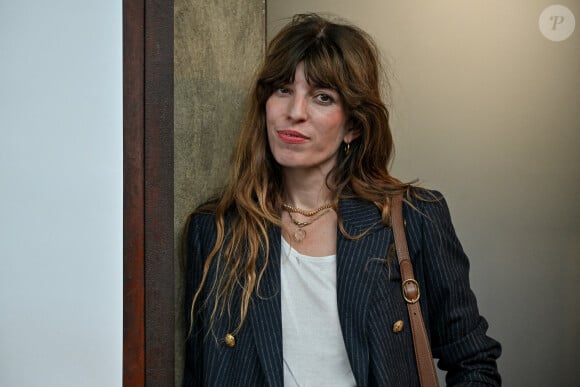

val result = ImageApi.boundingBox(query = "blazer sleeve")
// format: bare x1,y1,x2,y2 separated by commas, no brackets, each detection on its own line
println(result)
410,192,502,386
183,212,214,387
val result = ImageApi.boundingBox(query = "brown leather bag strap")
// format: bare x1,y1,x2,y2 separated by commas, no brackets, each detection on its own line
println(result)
391,194,439,387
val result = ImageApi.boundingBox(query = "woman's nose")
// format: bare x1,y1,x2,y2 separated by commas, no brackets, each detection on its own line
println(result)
288,94,308,121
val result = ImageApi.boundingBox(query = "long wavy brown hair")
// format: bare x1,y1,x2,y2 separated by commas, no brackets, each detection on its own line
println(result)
190,13,412,335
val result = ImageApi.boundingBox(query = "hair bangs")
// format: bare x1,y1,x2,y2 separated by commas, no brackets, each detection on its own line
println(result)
301,41,347,93
260,30,348,98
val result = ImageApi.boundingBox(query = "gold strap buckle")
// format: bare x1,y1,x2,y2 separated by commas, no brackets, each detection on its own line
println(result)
402,278,420,304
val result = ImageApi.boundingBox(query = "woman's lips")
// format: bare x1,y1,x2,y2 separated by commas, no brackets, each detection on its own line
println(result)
278,130,309,144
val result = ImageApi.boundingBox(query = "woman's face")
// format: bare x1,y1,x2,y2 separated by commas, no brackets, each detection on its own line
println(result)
265,62,357,176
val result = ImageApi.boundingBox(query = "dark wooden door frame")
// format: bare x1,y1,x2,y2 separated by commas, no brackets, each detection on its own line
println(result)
123,0,174,385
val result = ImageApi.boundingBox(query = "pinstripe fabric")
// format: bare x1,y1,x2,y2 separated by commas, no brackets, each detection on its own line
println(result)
183,191,501,386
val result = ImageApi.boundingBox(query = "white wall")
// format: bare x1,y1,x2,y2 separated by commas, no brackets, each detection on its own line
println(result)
269,1,580,386
0,1,123,386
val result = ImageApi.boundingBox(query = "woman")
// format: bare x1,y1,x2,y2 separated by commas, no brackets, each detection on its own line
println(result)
184,13,501,387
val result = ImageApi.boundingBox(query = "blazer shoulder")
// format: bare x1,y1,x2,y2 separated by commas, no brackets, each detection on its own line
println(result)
187,198,223,231
405,187,449,219
189,207,217,228
186,202,221,260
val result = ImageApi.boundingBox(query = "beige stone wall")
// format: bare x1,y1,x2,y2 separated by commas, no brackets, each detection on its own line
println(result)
174,0,265,382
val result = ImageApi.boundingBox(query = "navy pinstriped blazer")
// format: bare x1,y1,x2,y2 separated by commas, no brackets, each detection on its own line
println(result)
184,191,501,386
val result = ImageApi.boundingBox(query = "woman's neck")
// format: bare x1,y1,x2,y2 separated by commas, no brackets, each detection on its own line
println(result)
282,168,334,209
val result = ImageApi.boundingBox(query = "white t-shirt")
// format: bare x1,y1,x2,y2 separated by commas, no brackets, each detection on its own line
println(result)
281,238,357,387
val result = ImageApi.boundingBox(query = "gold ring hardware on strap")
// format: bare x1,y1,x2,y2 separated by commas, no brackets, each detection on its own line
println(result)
402,278,420,304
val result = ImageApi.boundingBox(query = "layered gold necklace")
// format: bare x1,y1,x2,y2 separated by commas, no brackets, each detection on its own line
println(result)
282,202,333,243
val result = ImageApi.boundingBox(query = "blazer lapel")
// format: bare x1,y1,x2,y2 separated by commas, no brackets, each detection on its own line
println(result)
247,199,391,387
337,197,392,387
249,226,284,387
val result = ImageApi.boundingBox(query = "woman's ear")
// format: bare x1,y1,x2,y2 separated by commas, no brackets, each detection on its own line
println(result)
343,129,361,144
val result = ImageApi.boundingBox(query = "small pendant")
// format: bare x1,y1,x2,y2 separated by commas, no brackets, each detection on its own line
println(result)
293,228,306,243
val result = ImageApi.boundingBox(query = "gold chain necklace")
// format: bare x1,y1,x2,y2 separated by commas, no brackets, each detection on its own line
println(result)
286,209,331,243
282,202,333,217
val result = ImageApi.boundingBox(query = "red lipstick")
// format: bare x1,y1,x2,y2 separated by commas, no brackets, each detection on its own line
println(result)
278,130,309,144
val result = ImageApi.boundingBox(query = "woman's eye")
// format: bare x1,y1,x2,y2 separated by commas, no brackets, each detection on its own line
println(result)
276,87,290,95
316,93,334,104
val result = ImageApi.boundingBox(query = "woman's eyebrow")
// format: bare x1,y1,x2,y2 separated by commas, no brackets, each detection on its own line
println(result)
309,81,336,90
